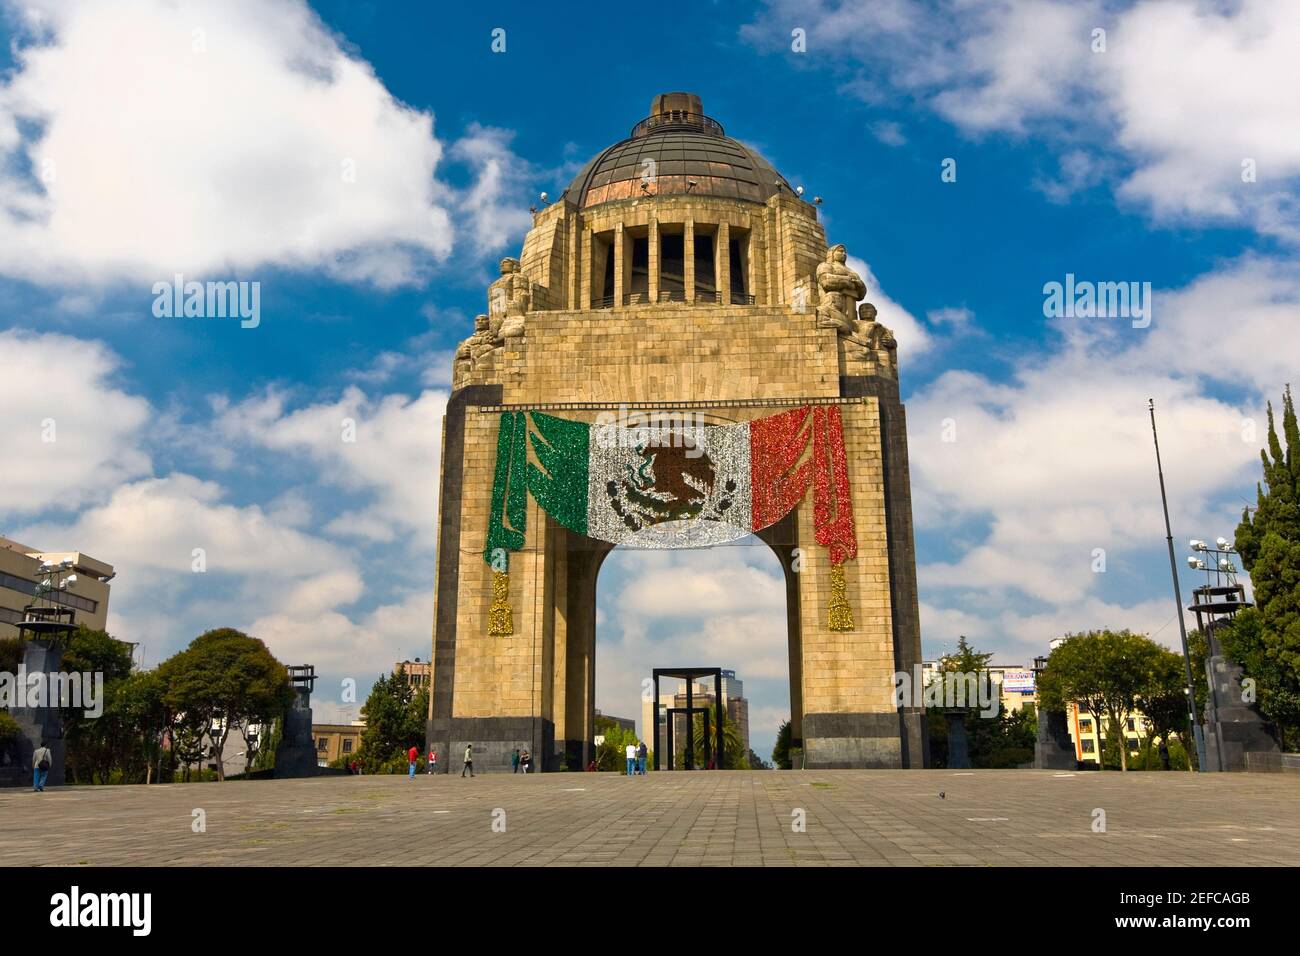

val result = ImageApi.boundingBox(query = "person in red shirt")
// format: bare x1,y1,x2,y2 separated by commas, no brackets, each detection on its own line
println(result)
408,745,419,780
427,749,437,775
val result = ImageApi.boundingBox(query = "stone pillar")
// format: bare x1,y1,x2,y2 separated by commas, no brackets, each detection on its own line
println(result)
566,215,580,310
1203,627,1280,771
6,639,66,788
1035,709,1077,769
648,218,659,304
683,220,695,303
613,222,625,306
717,221,731,305
946,712,971,769
273,683,318,778
580,227,592,309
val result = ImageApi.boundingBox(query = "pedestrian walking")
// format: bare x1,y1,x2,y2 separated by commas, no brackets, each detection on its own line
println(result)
32,741,52,792
408,745,419,779
511,748,521,773
427,749,437,774
1159,739,1171,771
462,743,474,777
637,740,647,775
520,748,531,773
625,741,637,776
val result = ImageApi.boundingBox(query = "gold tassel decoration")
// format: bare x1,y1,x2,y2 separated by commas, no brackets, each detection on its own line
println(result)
488,570,514,636
828,563,854,631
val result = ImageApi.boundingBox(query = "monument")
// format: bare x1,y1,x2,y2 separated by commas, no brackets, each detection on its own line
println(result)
272,665,319,778
430,92,926,770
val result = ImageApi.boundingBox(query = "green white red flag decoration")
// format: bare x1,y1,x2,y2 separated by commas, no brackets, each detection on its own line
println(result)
484,405,857,634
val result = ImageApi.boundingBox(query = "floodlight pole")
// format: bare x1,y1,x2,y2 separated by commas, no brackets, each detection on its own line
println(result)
1148,399,1207,772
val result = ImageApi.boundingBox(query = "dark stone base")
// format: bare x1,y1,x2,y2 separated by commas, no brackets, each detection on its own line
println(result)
1204,653,1281,772
1035,709,1078,770
946,713,971,769
273,687,318,778
1244,752,1300,773
427,716,555,773
6,639,66,787
803,712,922,769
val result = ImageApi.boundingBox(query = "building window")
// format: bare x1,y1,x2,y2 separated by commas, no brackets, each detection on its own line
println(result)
1128,738,1140,751
1126,718,1136,732
729,234,748,299
659,232,684,295
343,739,353,753
694,231,716,296
629,234,649,301
317,738,327,751
1079,719,1092,732
0,570,99,614
1081,739,1095,754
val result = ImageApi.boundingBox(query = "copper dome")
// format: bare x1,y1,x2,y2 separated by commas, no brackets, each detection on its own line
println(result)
563,93,797,208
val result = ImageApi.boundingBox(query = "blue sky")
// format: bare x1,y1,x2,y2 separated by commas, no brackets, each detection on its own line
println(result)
2,0,1297,762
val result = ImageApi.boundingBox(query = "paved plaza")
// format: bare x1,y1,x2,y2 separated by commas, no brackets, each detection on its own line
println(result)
3,769,1298,867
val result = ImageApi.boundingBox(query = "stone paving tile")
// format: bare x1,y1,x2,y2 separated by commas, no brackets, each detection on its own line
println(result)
1,769,1298,867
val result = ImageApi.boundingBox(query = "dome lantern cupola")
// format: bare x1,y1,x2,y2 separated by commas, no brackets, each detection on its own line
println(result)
564,91,797,208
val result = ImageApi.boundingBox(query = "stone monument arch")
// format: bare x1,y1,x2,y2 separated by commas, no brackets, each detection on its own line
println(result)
430,92,927,770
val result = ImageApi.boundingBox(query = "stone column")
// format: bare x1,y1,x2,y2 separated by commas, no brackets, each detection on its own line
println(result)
717,221,731,305
613,222,625,306
273,683,318,778
684,220,695,303
566,215,580,310
7,639,65,788
580,227,592,310
648,218,659,304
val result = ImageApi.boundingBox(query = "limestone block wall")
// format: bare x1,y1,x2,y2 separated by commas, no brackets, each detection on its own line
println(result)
462,305,840,405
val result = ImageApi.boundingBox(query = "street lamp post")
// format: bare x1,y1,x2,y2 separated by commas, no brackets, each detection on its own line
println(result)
1147,399,1207,772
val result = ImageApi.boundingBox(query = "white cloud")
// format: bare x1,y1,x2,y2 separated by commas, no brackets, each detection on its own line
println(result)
0,0,453,287
846,254,933,356
450,124,537,254
746,0,1300,240
907,256,1297,652
0,330,152,517
870,120,907,146
216,385,448,546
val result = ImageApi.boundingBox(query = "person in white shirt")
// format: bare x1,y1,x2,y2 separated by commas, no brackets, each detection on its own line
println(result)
625,742,637,776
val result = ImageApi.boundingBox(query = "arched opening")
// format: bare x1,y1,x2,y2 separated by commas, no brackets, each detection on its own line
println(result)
591,527,798,771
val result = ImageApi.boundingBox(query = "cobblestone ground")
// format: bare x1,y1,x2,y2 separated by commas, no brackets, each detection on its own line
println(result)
3,769,1298,867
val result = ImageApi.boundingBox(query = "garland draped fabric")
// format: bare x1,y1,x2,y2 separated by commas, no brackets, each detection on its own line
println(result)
484,405,857,634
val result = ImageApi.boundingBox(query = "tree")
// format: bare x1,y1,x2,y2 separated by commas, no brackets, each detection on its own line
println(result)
1133,647,1194,771
772,719,793,769
115,670,167,783
1228,385,1300,749
357,666,427,771
688,703,745,768
934,636,994,684
59,625,135,784
157,628,294,781
595,724,640,772
1038,630,1166,771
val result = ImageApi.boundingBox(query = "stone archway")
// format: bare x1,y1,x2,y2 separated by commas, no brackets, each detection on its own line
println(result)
427,92,928,771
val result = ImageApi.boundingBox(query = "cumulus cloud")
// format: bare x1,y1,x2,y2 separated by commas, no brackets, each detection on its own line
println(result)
0,330,152,516
846,254,934,357
0,0,453,287
214,384,448,546
450,125,537,254
746,0,1300,240
907,256,1299,654
3,327,444,678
